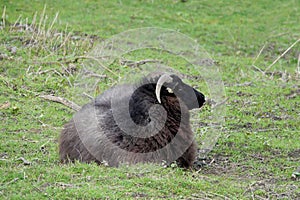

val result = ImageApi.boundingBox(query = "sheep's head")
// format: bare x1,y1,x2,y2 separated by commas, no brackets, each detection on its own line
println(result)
128,73,205,129
155,74,205,110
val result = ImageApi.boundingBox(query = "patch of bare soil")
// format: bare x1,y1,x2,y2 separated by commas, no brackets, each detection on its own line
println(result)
193,152,300,199
288,149,300,159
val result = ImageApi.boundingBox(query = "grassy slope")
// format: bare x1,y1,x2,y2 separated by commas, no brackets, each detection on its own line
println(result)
1,0,299,199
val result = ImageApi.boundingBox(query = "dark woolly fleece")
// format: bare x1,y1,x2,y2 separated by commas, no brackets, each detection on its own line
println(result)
59,74,205,168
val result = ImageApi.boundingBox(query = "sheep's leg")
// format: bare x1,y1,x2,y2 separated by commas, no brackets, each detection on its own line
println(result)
176,141,197,168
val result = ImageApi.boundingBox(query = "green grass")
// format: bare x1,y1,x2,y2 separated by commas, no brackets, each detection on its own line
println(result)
1,0,300,199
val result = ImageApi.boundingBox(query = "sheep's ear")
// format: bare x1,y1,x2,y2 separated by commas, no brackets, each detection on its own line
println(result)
155,74,173,103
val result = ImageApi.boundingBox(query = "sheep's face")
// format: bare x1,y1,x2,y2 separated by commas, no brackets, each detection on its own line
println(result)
156,74,205,110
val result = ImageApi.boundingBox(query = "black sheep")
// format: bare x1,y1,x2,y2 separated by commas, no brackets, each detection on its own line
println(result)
59,72,205,168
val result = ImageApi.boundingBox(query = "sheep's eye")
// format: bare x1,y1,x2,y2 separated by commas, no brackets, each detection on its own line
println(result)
166,88,174,93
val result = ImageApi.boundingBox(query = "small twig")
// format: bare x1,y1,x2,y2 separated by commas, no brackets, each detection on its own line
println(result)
120,59,162,68
62,31,72,56
11,15,22,32
26,65,32,75
18,157,31,165
39,94,81,111
2,6,6,28
267,32,290,39
38,68,60,75
211,97,229,109
32,185,43,193
3,178,19,187
264,38,300,73
83,70,107,79
31,11,37,29
31,55,109,67
0,101,10,109
252,43,266,67
282,166,298,170
255,128,280,132
297,53,300,75
37,4,47,36
250,182,256,200
31,60,71,66
40,140,50,150
251,43,266,73
55,182,80,189
38,120,61,130
206,191,231,199
46,12,59,36
208,158,215,165
84,55,119,77
252,65,265,74
236,82,252,87
82,92,94,100
242,181,258,199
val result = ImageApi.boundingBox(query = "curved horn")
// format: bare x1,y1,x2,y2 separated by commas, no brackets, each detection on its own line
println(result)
155,74,173,103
